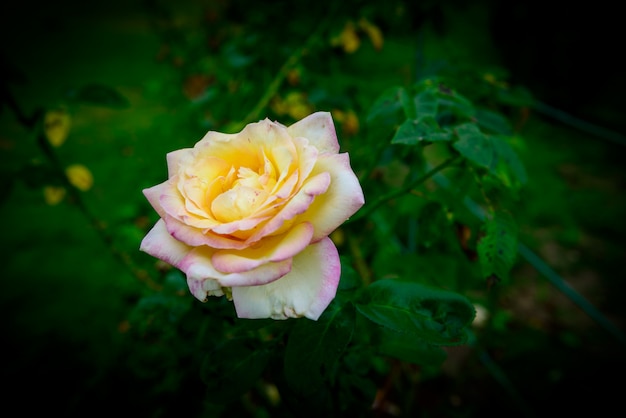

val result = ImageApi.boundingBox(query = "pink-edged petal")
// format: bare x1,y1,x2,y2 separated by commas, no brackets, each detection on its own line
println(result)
247,171,331,242
187,276,224,301
181,246,293,298
164,215,249,249
139,219,191,268
297,153,365,241
166,148,193,178
143,183,168,218
209,214,272,235
292,136,319,188
158,180,218,229
287,112,340,154
231,237,341,320
212,222,313,273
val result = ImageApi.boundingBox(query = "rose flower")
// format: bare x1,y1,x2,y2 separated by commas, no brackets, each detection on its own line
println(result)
140,112,364,320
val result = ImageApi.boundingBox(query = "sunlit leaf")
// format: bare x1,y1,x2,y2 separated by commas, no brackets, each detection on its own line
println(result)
43,109,71,147
452,123,495,169
491,135,528,185
359,18,383,50
474,108,512,135
477,209,518,282
391,117,451,145
356,279,475,346
65,164,93,191
330,21,360,53
43,186,66,205
414,89,439,119
436,87,475,118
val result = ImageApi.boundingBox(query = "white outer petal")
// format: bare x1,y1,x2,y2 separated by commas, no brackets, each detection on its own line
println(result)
139,219,191,268
231,237,341,320
286,111,340,154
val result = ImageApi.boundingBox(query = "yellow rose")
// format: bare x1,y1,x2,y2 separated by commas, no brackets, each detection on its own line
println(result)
140,112,364,320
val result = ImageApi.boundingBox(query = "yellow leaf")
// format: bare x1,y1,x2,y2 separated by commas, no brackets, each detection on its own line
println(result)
287,68,301,86
66,164,94,191
331,21,360,53
284,92,312,120
270,96,287,115
343,109,360,136
332,109,359,136
359,18,384,50
44,109,71,147
43,186,66,205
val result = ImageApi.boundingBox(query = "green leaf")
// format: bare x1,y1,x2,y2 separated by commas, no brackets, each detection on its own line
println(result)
391,117,451,145
414,89,439,119
496,85,534,107
67,83,130,108
453,123,495,169
338,256,360,290
400,87,417,119
477,209,518,282
474,108,512,135
375,325,447,366
284,303,355,395
491,136,528,186
436,87,475,119
201,337,270,403
366,86,404,125
356,279,475,346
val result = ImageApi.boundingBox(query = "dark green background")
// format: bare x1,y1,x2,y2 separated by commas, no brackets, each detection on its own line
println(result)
1,0,624,416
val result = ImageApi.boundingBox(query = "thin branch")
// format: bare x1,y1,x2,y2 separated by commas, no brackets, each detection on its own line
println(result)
223,16,331,133
6,88,161,291
347,156,461,225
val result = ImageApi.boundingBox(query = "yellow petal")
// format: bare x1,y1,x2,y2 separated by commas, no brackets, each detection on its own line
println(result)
44,109,71,147
66,164,94,191
43,186,66,205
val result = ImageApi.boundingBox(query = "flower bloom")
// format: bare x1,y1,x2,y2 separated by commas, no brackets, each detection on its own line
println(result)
140,112,364,320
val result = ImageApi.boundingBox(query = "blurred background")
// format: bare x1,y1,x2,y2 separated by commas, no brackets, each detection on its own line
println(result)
1,0,624,416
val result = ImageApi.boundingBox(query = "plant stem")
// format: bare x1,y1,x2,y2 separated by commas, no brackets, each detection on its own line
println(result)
347,155,461,225
223,15,331,133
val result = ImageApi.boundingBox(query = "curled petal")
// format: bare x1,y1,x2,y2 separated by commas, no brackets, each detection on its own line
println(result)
212,222,314,273
231,237,341,320
181,246,292,296
164,215,249,249
297,153,365,241
187,276,224,301
140,219,191,268
159,182,219,229
166,148,193,178
143,183,168,218
287,112,340,154
247,172,331,242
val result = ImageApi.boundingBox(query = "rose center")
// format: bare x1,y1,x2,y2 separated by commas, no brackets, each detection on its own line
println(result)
210,165,275,223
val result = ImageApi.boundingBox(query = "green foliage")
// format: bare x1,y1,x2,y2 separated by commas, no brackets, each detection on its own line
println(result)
4,1,624,417
201,337,271,403
477,209,518,282
284,302,355,395
356,279,475,346
66,83,130,108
